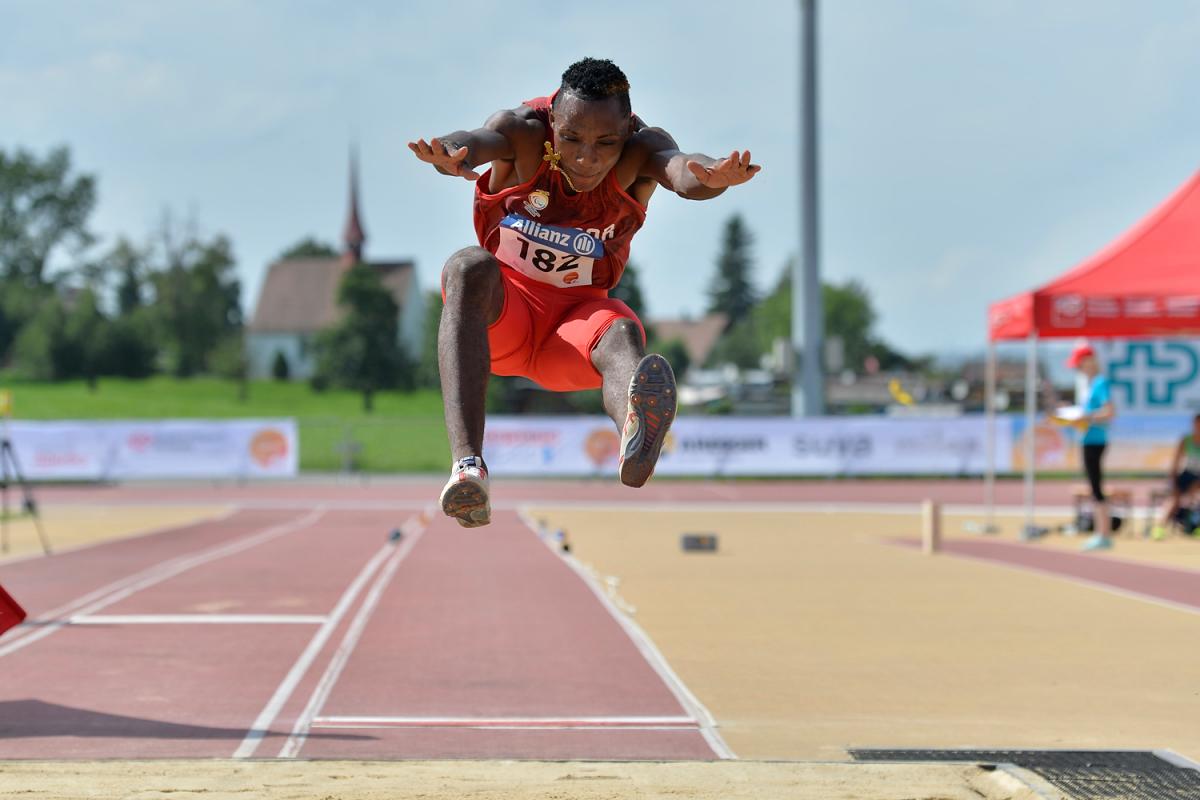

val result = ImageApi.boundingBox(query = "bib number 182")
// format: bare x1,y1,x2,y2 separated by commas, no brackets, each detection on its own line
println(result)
515,236,579,273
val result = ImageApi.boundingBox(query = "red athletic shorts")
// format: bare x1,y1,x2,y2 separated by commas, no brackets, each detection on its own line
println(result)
485,266,644,392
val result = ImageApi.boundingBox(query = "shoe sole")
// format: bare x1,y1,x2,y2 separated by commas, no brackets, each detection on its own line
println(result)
440,479,491,528
619,354,677,489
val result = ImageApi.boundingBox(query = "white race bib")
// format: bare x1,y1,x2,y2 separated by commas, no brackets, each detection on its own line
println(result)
495,214,604,288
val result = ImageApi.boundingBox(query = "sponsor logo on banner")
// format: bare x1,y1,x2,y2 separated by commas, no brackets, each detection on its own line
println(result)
892,429,982,460
480,415,1007,476
679,436,766,454
793,434,872,459
127,432,153,452
484,427,561,466
33,450,89,468
250,428,290,467
6,420,298,480
584,428,619,467
1099,339,1200,413
1051,294,1086,328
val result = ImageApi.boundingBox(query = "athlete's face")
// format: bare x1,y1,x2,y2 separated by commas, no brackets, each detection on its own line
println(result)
549,93,632,192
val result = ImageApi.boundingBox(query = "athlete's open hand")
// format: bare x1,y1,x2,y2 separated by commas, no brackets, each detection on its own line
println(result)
687,150,761,189
407,137,480,180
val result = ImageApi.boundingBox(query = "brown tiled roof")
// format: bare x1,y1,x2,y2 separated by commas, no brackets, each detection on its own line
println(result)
649,312,728,366
249,258,415,333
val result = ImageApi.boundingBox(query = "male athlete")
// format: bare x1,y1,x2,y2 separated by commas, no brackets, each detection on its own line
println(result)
409,58,761,527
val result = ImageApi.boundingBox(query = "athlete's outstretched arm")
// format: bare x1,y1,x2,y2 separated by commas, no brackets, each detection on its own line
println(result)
407,110,528,180
636,132,762,200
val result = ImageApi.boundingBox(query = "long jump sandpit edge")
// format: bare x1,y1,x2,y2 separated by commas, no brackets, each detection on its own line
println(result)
0,758,1051,800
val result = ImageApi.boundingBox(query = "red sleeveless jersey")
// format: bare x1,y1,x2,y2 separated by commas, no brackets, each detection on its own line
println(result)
473,95,647,291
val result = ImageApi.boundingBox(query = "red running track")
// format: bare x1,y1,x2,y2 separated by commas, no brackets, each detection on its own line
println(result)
915,537,1200,614
0,504,721,760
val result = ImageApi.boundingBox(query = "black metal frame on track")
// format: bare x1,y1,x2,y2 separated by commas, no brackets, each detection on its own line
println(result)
849,749,1200,800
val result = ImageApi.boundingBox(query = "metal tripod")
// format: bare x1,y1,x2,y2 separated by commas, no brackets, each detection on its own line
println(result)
0,437,50,555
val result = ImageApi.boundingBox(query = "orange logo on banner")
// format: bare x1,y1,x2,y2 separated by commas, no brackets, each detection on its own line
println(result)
250,429,289,467
584,428,619,466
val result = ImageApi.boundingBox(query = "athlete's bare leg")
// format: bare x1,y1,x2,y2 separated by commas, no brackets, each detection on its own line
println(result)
592,318,646,428
438,246,505,460
592,320,676,488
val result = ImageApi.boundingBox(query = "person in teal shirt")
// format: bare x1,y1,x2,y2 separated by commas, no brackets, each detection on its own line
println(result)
1067,344,1116,550
1150,412,1200,539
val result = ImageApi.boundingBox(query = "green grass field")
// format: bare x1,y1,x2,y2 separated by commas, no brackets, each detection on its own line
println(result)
0,377,450,473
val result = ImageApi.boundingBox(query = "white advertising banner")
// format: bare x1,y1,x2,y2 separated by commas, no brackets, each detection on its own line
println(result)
483,415,1011,477
1094,339,1200,415
5,419,298,481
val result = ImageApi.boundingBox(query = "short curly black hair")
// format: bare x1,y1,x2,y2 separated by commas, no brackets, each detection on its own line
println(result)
554,58,631,114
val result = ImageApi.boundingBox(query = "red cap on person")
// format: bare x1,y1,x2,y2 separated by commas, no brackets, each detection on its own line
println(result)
1066,344,1095,369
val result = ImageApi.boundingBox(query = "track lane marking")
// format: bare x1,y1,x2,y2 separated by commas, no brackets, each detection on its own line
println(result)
274,512,432,758
895,538,1200,618
0,508,326,659
68,614,327,625
238,507,433,759
310,715,697,729
0,506,239,568
517,509,736,760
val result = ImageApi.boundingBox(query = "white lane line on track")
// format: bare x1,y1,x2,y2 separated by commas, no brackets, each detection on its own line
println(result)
274,512,432,759
517,510,736,760
310,715,697,729
0,506,240,568
908,543,1200,618
68,614,327,625
0,507,326,659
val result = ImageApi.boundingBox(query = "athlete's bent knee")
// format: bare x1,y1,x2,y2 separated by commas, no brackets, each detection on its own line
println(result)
442,246,499,298
599,317,645,354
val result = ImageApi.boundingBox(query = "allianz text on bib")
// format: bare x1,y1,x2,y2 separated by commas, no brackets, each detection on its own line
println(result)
496,214,604,288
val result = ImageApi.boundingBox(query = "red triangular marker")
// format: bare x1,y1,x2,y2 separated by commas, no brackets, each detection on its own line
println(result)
0,583,27,638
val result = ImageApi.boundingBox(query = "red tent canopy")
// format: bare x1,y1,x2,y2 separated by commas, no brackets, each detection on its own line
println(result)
989,170,1200,340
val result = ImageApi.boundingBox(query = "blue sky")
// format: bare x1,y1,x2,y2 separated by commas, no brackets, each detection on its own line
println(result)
2,0,1198,356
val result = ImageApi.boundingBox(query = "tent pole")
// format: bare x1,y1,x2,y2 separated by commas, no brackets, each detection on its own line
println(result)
1023,332,1038,536
984,337,997,531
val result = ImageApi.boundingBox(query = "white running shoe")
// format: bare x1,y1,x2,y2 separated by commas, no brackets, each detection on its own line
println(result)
618,354,677,488
439,455,491,528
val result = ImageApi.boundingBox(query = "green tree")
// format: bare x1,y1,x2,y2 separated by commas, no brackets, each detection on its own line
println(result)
278,237,338,260
823,279,877,371
149,224,242,376
98,308,158,378
610,259,647,322
314,262,410,411
706,316,762,369
0,146,97,285
706,214,757,329
646,336,691,378
0,280,51,361
64,287,107,389
706,263,912,374
751,265,792,351
272,350,290,381
416,290,443,389
11,295,70,379
105,238,149,316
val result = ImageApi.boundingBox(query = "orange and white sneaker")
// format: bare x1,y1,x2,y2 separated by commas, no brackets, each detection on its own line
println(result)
439,455,491,528
618,354,677,488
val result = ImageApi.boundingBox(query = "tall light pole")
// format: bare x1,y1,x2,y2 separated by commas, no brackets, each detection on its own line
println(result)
793,0,825,416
